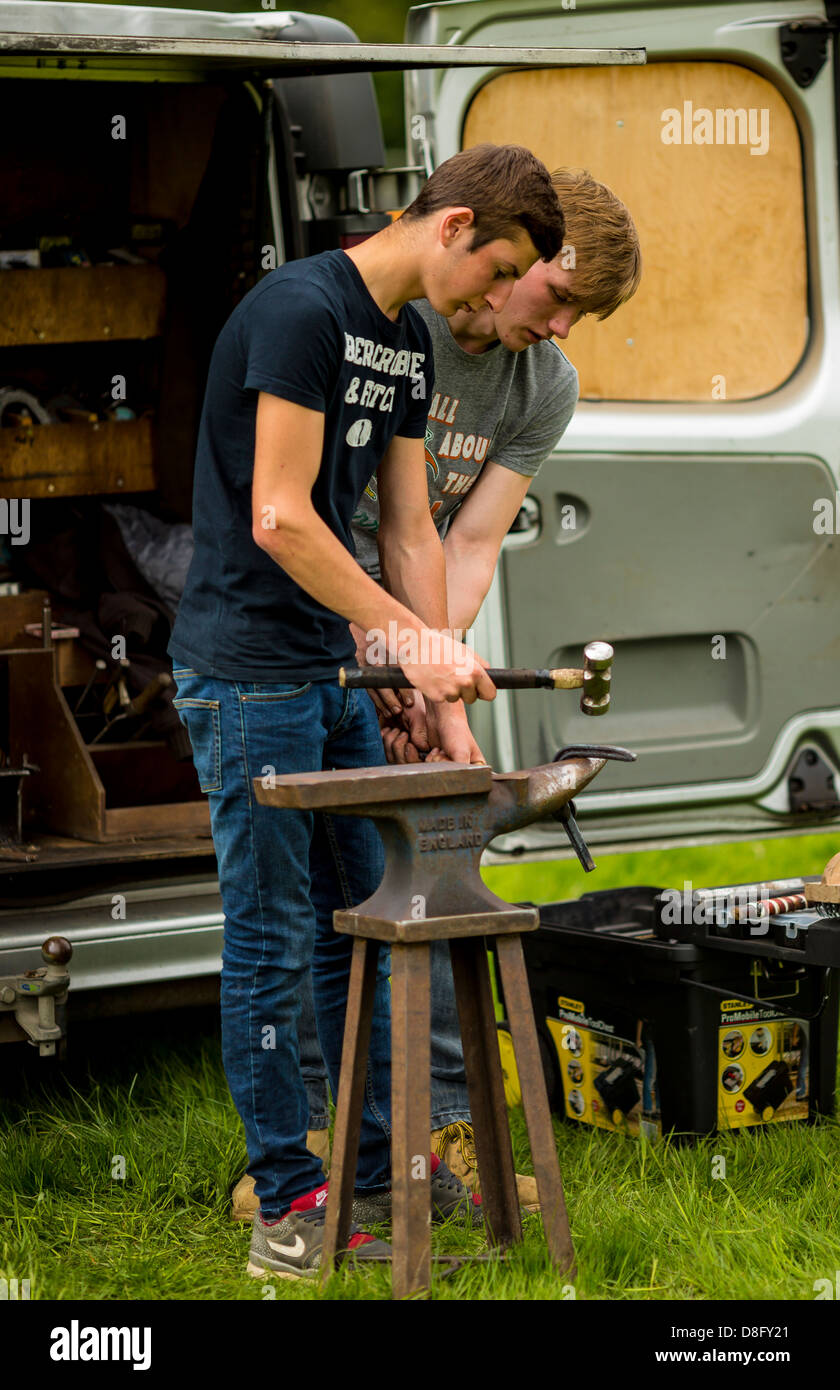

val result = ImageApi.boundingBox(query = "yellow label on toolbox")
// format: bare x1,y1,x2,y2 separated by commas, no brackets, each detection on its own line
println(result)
546,1013,661,1140
496,1027,522,1109
720,1000,746,1011
717,1015,809,1129
557,996,584,1014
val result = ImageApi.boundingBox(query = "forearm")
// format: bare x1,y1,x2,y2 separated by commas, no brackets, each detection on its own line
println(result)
258,505,431,643
378,518,450,635
377,516,487,762
443,529,498,633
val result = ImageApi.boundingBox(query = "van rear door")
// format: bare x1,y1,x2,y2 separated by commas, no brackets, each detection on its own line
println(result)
407,0,840,858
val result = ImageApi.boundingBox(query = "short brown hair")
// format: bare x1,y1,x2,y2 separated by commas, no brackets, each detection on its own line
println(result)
402,143,565,262
551,168,642,320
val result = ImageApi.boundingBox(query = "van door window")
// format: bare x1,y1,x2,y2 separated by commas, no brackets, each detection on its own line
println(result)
464,62,807,401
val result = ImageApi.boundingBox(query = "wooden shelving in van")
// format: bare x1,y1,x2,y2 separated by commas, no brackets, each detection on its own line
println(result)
0,415,156,500
2,641,209,844
0,264,165,497
0,265,166,346
0,80,230,867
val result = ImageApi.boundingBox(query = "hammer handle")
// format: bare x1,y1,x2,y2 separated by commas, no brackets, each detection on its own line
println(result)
126,671,172,719
339,665,583,690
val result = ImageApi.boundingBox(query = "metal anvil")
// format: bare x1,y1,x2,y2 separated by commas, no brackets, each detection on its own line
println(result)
254,755,607,939
255,754,615,1296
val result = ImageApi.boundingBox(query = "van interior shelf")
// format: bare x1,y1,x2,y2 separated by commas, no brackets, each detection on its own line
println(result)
0,264,166,347
0,416,156,499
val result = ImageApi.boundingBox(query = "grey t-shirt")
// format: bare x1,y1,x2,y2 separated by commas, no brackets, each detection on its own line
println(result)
350,298,579,578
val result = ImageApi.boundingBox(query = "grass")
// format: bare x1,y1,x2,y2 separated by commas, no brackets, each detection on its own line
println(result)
481,827,840,906
1,830,839,1301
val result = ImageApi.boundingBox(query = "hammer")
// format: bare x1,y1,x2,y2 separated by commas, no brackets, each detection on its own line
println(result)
89,671,172,745
804,852,840,918
339,640,614,716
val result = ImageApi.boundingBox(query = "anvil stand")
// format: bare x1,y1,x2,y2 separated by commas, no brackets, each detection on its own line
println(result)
255,752,613,1299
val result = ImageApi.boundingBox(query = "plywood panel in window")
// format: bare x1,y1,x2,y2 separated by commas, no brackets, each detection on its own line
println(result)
463,63,807,401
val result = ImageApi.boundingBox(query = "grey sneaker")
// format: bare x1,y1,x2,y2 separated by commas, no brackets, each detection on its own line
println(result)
350,1189,393,1225
351,1156,484,1228
247,1184,391,1280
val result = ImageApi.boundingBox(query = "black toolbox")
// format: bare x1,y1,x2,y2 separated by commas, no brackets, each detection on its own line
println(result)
494,886,840,1139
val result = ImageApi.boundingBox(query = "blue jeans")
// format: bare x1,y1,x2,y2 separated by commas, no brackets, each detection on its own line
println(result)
295,939,471,1132
171,669,392,1218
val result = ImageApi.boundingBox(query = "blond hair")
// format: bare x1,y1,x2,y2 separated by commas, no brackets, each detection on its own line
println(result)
551,168,641,320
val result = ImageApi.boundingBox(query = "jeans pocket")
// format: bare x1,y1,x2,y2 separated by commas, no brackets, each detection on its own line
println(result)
172,698,222,792
240,681,313,703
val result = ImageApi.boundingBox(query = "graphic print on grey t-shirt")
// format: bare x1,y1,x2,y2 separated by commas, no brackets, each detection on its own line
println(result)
351,298,579,578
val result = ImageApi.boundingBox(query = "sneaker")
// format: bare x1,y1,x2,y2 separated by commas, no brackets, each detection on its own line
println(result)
246,1182,390,1280
350,1154,483,1228
431,1120,540,1214
232,1128,331,1223
429,1153,484,1226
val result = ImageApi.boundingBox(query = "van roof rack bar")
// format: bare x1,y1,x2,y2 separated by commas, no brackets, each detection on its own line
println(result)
0,32,646,76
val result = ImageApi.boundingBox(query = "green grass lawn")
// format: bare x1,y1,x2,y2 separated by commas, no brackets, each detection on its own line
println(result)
1,831,838,1301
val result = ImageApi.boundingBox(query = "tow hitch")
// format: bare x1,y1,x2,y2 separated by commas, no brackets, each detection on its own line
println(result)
0,935,72,1056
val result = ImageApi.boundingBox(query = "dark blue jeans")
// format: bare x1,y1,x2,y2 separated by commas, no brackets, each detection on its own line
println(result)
172,669,392,1218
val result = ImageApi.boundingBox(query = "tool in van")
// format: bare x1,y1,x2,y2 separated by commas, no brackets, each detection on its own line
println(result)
90,670,171,744
86,658,131,743
25,596,80,648
73,659,108,716
339,640,614,715
89,671,173,745
123,671,172,725
100,658,131,718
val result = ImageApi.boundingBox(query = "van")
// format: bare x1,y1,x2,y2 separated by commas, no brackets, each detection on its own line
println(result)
0,1,641,1051
1,0,837,1054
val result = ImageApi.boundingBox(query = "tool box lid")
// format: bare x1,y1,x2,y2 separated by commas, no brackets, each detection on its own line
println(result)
528,886,705,967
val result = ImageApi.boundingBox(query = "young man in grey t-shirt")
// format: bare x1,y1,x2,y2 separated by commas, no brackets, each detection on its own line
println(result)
357,171,641,1207
231,168,641,1223
351,297,578,582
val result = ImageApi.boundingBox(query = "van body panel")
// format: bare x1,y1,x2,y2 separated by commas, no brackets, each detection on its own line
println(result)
0,880,223,991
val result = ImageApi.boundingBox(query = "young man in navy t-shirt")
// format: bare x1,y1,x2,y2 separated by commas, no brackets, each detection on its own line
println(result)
169,143,565,1279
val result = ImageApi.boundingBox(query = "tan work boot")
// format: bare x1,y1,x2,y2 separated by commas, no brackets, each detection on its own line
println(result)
231,1128,331,1223
431,1120,540,1213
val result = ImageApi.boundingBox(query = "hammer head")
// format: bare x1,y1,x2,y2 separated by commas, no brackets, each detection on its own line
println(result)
580,641,613,716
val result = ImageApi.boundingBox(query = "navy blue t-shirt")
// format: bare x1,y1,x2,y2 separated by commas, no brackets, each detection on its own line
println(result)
168,251,433,681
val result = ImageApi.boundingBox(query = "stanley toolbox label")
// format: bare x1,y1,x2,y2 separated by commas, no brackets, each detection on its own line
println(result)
718,1005,809,1129
547,1002,662,1140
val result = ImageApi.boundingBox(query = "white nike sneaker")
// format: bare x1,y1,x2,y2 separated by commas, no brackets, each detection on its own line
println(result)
246,1181,391,1279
